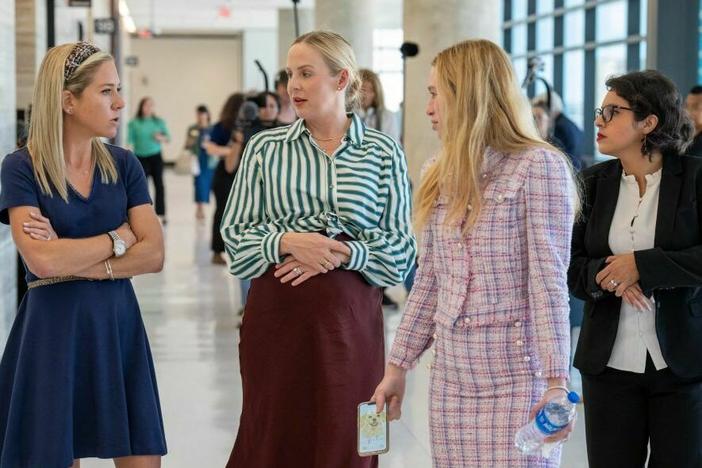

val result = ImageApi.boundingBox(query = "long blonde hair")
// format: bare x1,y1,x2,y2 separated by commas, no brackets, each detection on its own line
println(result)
415,39,572,233
27,43,118,201
359,68,386,111
292,31,362,112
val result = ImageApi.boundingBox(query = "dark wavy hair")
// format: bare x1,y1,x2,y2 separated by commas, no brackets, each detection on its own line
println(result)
219,93,246,133
255,91,280,110
605,70,694,156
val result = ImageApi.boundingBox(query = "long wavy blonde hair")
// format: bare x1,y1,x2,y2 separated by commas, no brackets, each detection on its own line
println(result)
27,43,118,201
415,40,574,233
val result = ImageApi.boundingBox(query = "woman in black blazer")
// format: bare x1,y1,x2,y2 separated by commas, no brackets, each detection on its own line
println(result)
569,70,702,468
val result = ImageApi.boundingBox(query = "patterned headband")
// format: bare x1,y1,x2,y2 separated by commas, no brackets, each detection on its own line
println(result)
63,42,101,81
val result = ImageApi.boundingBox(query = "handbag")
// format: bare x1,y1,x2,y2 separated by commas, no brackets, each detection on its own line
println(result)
174,149,193,175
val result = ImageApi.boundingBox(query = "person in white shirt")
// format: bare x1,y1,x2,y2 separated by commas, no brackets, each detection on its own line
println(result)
569,70,702,468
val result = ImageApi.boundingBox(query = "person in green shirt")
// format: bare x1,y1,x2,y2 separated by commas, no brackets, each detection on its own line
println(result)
128,97,170,223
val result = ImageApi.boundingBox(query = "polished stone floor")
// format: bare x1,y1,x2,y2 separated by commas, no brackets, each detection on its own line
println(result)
2,170,589,467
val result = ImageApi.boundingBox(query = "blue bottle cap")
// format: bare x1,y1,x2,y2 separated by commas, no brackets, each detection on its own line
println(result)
567,391,580,404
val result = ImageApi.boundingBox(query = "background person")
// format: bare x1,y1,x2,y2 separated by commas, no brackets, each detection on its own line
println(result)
128,96,170,224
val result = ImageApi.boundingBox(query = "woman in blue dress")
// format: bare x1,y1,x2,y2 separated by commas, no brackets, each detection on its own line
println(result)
184,104,215,220
0,42,166,468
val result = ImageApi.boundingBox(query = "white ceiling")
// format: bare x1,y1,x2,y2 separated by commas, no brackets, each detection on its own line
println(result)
124,0,316,33
123,0,401,34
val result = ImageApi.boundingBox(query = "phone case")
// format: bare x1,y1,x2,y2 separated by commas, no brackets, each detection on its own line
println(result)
357,401,389,456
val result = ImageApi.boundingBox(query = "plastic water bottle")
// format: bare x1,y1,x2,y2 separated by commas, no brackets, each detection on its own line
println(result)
514,391,580,456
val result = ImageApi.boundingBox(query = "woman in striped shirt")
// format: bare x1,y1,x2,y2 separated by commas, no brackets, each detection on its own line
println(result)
221,31,416,468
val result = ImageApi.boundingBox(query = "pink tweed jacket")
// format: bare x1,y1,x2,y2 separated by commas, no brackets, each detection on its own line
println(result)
389,146,575,380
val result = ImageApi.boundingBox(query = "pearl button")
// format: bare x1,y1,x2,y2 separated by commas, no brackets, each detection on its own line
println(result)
496,194,505,203
432,333,437,340
535,371,543,377
514,321,522,327
524,356,531,362
464,317,471,325
481,173,488,179
431,348,437,355
516,339,523,346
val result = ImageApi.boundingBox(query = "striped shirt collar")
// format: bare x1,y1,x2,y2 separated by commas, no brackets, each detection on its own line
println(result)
284,112,365,147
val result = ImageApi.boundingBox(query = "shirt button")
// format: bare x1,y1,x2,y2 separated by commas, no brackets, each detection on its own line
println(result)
514,321,522,328
431,348,437,355
524,356,531,362
496,194,505,203
481,173,488,179
464,317,471,325
516,339,523,346
535,370,543,377
432,333,437,340
467,204,473,211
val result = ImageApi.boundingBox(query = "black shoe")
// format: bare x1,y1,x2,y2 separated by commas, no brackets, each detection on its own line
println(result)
382,293,398,310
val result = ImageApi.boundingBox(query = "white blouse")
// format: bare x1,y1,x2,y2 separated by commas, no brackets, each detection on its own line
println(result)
607,168,667,373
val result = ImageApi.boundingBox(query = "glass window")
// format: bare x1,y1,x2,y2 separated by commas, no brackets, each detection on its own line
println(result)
512,0,528,21
534,55,554,97
640,0,647,36
512,57,527,88
564,9,585,47
640,41,647,70
564,0,584,6
536,17,554,52
511,23,528,56
595,44,627,159
596,1,628,43
595,44,627,106
373,29,404,112
563,49,585,129
537,0,554,15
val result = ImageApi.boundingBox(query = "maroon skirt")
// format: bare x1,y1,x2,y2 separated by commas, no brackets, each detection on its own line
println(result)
226,262,384,468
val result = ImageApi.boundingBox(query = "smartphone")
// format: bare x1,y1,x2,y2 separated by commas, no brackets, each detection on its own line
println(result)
357,401,389,456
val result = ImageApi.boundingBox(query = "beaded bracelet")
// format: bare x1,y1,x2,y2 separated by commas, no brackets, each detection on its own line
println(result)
546,385,570,394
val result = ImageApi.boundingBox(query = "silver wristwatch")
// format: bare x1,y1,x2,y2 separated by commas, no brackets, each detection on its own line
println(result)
108,230,127,257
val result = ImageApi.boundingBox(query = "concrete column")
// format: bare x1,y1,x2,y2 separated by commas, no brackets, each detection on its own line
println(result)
315,0,373,68
646,0,698,94
277,7,314,70
15,0,46,112
1,0,18,349
402,0,500,184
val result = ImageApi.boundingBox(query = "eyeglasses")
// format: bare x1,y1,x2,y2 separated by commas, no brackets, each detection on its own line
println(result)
594,104,634,123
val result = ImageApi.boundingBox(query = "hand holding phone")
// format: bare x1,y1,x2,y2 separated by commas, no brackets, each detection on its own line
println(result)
358,401,389,456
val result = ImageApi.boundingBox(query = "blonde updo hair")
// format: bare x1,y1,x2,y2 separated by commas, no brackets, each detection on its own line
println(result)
292,31,362,112
28,42,117,201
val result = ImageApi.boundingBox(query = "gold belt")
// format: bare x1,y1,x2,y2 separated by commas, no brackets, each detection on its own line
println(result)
27,276,93,289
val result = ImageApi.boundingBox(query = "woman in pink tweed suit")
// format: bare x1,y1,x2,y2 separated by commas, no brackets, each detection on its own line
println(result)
372,40,578,467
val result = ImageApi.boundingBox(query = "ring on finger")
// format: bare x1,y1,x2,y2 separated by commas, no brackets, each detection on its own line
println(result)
292,267,303,276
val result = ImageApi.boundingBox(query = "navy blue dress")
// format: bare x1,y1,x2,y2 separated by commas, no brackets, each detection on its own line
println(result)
0,146,167,468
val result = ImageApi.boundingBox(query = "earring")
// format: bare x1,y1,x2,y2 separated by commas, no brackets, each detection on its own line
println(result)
641,135,650,156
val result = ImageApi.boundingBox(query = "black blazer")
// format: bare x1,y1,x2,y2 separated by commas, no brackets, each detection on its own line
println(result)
569,153,702,379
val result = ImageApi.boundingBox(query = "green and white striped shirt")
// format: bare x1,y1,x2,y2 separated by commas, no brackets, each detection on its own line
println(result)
220,113,417,287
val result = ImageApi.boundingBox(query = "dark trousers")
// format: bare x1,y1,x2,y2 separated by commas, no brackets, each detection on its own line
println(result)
581,355,702,468
138,152,165,216
211,164,235,253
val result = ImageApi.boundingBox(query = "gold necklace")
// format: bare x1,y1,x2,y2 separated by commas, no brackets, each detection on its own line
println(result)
311,133,344,142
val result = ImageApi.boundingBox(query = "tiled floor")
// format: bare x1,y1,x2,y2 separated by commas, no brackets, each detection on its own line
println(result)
4,171,589,467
